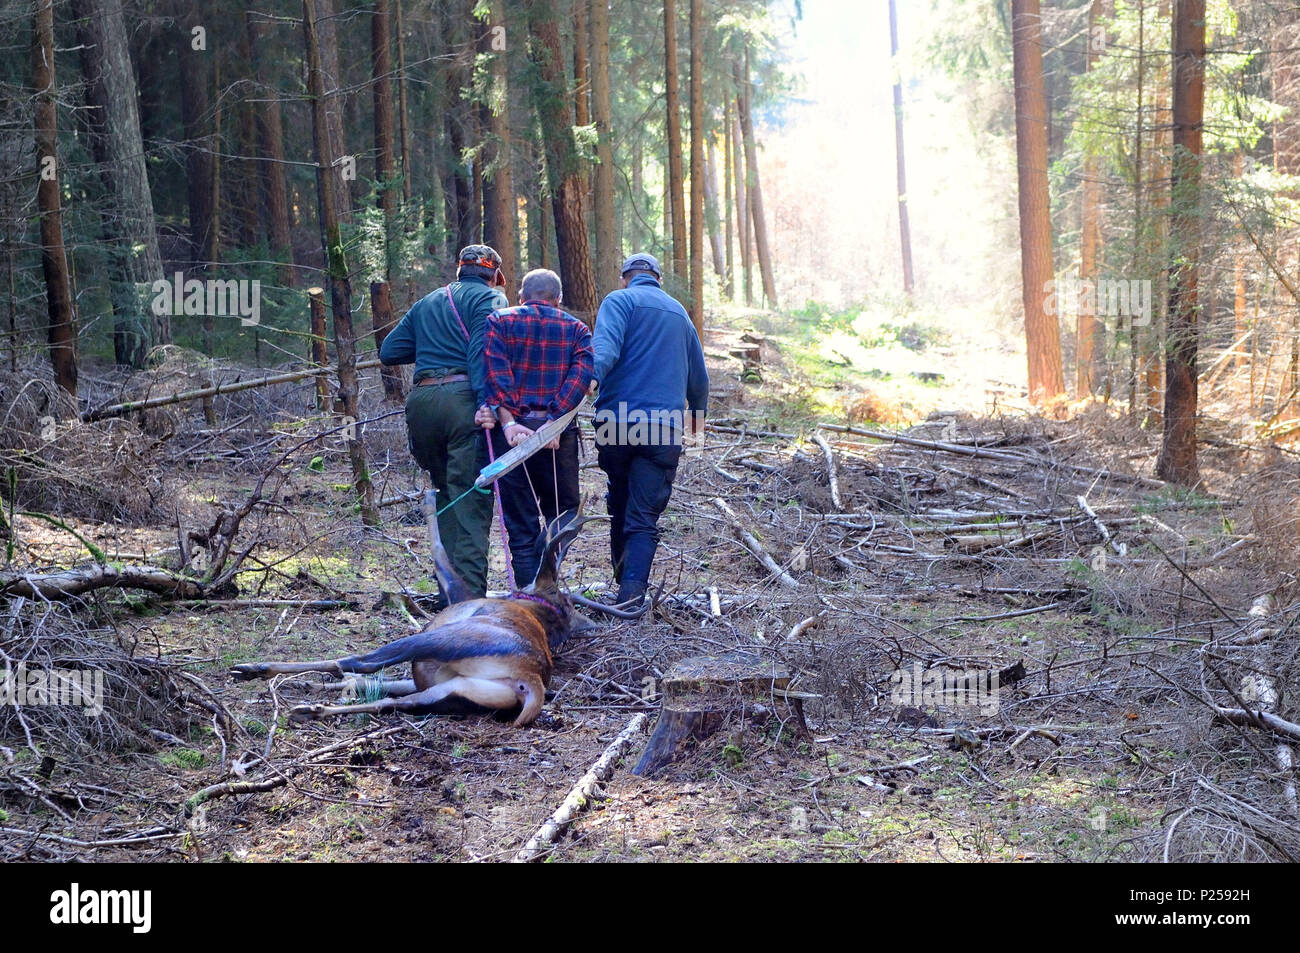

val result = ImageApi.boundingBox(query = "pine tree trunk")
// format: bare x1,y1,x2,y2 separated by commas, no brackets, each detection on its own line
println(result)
704,141,725,287
1156,0,1205,485
180,11,215,279
71,0,164,365
590,0,618,297
246,12,295,287
722,99,734,300
33,0,77,396
234,26,262,251
304,0,378,525
394,0,413,211
733,107,750,306
315,0,354,221
526,0,599,321
889,0,915,297
735,51,777,309
664,0,687,281
1011,0,1064,401
373,0,397,281
573,0,591,162
688,0,704,336
1233,152,1247,371
480,0,517,286
370,280,405,402
1076,0,1106,396
1274,6,1300,177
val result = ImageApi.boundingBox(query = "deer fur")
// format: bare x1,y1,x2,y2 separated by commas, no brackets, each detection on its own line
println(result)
230,493,582,727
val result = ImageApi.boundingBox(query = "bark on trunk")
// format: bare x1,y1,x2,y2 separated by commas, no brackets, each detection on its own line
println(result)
526,0,599,322
688,0,704,337
305,0,379,525
732,108,750,305
1156,0,1205,485
704,141,725,287
590,0,618,297
72,0,165,365
1011,0,1065,401
735,51,777,308
480,0,517,287
664,0,687,281
246,12,295,287
373,0,397,279
370,280,405,402
395,0,413,210
722,99,734,300
34,0,78,396
1076,0,1106,396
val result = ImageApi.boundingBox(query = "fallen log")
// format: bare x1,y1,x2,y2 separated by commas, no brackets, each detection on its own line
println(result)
81,358,385,422
632,652,813,776
1213,707,1300,744
0,563,207,601
512,712,649,863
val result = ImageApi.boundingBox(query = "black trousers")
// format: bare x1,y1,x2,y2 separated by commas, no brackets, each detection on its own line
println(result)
596,440,682,589
489,420,580,589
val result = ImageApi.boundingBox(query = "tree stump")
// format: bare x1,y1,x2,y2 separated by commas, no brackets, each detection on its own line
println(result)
727,344,763,383
632,651,812,776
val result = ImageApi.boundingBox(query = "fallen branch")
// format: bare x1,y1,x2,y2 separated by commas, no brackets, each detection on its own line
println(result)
1076,494,1125,555
711,498,800,589
0,563,206,601
1211,708,1300,743
82,358,385,422
810,433,844,510
183,723,408,815
512,713,649,863
817,423,1165,488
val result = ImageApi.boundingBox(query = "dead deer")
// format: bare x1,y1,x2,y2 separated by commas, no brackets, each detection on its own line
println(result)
229,492,637,727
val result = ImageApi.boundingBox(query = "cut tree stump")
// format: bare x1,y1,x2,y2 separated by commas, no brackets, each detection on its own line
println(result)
727,344,763,383
632,651,813,776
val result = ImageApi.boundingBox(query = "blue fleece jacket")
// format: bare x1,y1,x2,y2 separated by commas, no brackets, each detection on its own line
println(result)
591,275,709,422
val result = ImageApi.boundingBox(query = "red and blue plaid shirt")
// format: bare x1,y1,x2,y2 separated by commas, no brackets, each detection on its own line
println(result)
483,300,594,421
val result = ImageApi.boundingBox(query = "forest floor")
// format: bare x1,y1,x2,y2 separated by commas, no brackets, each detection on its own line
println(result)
2,305,1296,863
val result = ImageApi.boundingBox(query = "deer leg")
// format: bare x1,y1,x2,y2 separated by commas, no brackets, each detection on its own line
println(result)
291,676,522,721
340,676,418,697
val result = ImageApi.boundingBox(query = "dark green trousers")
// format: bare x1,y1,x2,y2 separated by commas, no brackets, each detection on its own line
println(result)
404,381,492,598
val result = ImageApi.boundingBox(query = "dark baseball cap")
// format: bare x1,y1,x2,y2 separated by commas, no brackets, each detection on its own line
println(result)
620,253,662,278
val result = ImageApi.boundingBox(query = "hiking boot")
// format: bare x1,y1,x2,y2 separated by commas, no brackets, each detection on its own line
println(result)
615,580,648,608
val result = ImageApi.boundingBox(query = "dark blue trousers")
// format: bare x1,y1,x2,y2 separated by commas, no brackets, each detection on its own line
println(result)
596,440,682,590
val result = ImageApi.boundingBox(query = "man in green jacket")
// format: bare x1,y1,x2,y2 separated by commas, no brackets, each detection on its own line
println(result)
380,245,508,600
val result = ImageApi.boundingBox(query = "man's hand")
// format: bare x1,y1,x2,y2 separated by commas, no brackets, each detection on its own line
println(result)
587,379,599,399
475,405,496,429
503,422,534,447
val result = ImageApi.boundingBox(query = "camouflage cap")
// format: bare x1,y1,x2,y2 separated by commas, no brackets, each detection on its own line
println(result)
457,244,503,269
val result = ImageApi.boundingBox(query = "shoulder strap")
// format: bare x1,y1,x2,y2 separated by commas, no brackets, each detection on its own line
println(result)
443,284,471,342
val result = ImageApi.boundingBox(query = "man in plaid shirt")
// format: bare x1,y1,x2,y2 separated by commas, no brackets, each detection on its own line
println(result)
482,268,594,589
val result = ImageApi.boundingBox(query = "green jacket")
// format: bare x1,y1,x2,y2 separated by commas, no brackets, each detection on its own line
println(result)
380,276,508,405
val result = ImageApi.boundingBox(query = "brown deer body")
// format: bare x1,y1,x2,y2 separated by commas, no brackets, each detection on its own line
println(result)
230,492,582,727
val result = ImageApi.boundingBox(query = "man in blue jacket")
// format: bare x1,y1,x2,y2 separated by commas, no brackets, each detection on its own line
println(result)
591,253,709,606
380,245,508,601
